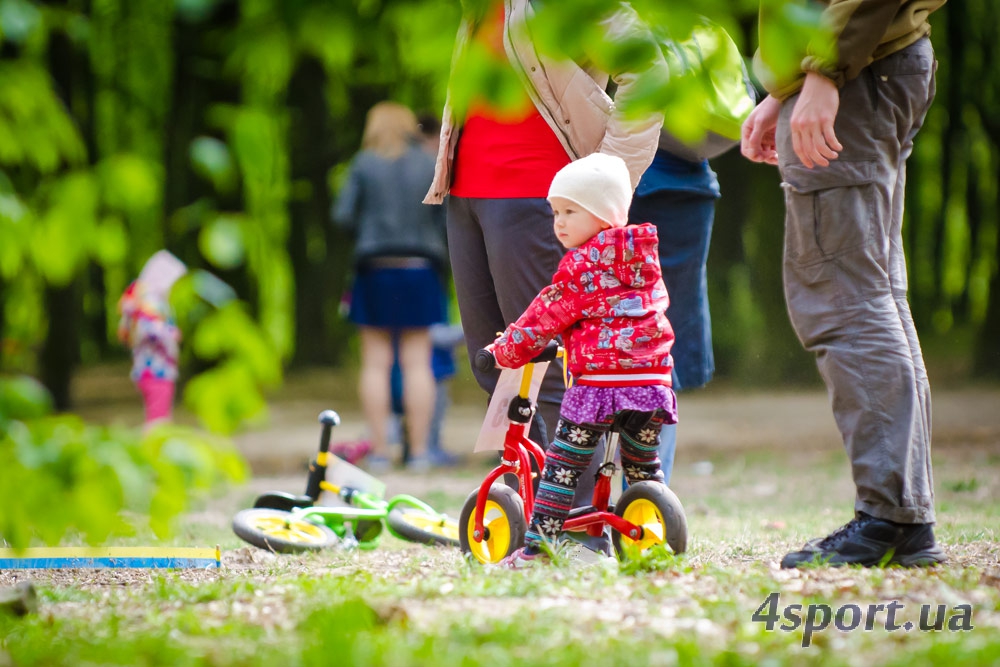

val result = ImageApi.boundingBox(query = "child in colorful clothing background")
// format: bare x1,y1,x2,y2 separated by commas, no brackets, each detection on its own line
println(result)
487,153,677,567
117,251,187,427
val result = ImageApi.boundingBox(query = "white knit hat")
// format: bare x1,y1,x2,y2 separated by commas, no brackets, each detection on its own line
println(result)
547,153,632,228
138,250,188,298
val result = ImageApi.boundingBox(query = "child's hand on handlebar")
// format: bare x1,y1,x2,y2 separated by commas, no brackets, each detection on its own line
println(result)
477,340,562,373
483,343,513,370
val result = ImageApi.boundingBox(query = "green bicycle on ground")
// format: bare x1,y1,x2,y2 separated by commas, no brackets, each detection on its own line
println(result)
232,410,460,553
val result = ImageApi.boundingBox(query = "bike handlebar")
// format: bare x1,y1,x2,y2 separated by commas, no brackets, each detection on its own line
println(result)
475,341,560,373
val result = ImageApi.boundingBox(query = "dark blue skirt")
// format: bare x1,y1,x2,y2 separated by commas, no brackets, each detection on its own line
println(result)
349,264,446,329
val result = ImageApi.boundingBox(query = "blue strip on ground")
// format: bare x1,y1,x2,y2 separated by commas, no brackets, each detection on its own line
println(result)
0,558,220,569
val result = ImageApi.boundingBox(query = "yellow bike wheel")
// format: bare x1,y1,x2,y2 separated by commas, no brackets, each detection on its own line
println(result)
612,481,687,559
458,484,526,564
232,509,339,554
386,508,460,547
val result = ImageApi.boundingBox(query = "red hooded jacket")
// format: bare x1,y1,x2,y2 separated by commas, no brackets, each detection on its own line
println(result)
493,223,674,387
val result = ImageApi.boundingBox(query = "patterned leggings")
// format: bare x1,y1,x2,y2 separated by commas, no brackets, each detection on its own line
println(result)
525,409,667,547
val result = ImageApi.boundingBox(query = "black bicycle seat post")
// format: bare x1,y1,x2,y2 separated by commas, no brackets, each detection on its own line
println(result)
305,410,341,500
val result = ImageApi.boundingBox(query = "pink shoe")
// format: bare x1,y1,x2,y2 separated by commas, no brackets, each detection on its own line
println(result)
330,439,373,465
498,546,549,569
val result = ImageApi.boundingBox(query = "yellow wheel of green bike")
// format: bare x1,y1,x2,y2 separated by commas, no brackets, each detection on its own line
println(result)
232,508,339,554
458,484,526,564
612,481,687,559
386,508,460,547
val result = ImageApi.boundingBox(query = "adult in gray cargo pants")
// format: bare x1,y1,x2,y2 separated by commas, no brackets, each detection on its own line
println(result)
743,2,946,568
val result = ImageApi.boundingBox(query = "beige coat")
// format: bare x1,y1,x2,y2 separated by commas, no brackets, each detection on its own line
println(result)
423,0,666,204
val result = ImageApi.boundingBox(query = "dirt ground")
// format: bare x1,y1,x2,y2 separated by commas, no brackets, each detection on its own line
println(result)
4,365,998,594
63,362,1000,511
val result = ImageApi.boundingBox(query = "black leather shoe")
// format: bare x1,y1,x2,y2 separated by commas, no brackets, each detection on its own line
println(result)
781,512,946,569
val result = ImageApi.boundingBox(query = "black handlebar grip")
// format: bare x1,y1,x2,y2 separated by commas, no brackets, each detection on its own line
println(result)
475,341,560,373
306,410,340,500
319,410,341,427
317,410,341,453
474,349,496,374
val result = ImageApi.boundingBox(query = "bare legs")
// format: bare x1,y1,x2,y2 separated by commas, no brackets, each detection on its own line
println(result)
397,328,434,459
358,326,435,460
358,327,393,458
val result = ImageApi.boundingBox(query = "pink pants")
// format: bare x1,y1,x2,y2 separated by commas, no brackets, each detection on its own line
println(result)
137,375,176,425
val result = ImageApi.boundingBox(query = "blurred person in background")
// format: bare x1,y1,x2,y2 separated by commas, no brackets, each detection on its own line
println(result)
118,250,187,429
629,149,720,485
333,101,448,473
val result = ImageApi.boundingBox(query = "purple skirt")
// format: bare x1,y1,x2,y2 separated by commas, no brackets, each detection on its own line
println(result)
560,384,678,426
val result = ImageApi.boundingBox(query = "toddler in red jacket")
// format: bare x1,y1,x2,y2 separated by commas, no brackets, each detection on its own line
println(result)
488,153,677,567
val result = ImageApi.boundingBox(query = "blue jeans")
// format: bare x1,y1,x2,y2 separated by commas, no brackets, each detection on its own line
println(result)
629,188,717,484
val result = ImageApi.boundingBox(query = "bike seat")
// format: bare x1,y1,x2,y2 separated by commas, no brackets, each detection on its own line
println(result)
567,505,598,519
253,492,315,512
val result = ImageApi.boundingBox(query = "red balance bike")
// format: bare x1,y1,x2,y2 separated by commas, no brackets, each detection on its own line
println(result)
458,345,688,564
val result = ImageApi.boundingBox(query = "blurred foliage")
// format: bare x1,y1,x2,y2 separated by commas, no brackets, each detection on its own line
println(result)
0,0,996,549
0,0,996,397
0,375,247,550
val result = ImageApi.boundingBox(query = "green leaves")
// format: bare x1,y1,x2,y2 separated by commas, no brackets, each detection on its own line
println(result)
98,154,161,216
0,0,42,44
93,216,130,265
183,302,282,434
0,375,52,421
0,377,248,550
448,41,532,121
0,63,87,173
297,5,356,72
199,215,247,270
190,136,237,194
191,303,282,386
226,20,295,101
174,0,222,23
0,192,29,279
756,0,830,89
183,363,270,436
32,172,98,286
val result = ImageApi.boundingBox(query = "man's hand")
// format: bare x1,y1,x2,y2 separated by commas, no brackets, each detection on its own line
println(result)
741,95,782,165
789,72,843,168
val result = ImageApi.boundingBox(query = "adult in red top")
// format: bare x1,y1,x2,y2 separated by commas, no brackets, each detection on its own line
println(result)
425,0,667,450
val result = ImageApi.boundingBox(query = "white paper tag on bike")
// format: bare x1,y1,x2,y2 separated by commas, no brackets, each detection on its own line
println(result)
474,362,550,452
327,456,386,500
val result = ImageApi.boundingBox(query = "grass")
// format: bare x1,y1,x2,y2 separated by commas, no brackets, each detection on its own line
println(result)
2,441,999,666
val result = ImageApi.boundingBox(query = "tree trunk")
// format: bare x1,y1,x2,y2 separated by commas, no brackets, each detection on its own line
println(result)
928,1,966,329
41,22,86,407
956,158,981,319
40,283,81,411
973,174,1000,379
288,59,335,367
712,152,815,385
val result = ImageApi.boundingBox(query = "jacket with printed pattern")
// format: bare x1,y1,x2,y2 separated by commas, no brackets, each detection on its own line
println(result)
493,223,674,387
